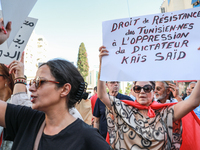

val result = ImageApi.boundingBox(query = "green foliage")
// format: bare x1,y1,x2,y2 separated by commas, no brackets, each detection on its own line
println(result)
119,89,123,94
125,82,132,95
77,42,89,80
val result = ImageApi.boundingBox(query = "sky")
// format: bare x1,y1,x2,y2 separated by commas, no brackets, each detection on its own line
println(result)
29,0,163,70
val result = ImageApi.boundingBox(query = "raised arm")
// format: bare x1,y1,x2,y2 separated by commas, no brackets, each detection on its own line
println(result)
8,52,27,95
8,52,32,106
174,80,200,121
97,46,111,109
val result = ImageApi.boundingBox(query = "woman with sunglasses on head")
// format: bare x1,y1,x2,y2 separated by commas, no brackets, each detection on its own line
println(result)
8,56,83,120
98,46,200,150
0,59,110,150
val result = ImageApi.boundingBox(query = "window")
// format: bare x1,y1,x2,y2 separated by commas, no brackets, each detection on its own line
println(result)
161,7,165,13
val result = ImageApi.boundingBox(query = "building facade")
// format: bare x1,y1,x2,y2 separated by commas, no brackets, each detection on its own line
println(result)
24,31,48,80
161,0,199,13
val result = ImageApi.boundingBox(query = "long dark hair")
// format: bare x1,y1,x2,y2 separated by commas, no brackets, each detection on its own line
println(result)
0,64,14,96
40,59,87,109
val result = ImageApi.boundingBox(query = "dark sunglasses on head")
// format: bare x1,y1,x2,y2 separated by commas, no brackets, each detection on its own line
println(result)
133,85,153,93
29,78,60,89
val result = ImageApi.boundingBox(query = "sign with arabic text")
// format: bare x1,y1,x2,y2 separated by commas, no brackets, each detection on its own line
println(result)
1,0,38,47
101,7,200,81
0,17,38,65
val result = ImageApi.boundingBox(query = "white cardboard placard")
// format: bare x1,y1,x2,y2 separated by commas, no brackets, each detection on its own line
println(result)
101,7,200,81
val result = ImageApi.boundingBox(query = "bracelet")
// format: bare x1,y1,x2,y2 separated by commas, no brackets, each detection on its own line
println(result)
14,79,27,85
15,76,26,80
14,81,27,85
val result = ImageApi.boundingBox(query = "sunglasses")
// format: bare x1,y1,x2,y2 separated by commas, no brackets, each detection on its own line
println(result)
29,78,60,89
133,85,153,93
0,74,4,77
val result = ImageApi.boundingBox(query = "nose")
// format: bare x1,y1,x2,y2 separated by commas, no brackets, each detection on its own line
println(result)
29,82,36,92
140,88,145,93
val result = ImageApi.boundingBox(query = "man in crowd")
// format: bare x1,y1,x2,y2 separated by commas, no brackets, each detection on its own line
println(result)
154,81,182,103
182,86,190,100
90,86,98,114
129,83,136,101
93,81,133,139
90,86,98,126
184,82,196,100
184,82,200,118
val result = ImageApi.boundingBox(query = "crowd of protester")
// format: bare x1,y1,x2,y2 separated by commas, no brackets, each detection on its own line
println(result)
0,20,200,150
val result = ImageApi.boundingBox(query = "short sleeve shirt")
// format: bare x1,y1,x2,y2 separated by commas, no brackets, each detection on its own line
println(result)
4,104,110,150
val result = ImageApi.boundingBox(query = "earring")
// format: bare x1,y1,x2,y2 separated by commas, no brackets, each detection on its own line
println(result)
5,83,7,87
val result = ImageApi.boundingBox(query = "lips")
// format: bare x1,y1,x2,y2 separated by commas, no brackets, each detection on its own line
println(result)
30,95,37,103
139,95,146,98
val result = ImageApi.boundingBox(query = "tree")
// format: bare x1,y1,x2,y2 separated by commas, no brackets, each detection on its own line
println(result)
125,82,132,95
77,42,89,81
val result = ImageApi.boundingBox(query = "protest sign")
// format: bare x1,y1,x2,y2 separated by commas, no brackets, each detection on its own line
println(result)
101,7,200,81
1,0,37,47
0,16,38,65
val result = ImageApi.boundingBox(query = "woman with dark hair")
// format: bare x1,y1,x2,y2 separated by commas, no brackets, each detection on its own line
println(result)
98,46,200,150
0,64,14,101
0,59,110,150
0,63,15,149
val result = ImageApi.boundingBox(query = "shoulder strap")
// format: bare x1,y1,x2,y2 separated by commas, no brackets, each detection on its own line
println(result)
33,120,45,150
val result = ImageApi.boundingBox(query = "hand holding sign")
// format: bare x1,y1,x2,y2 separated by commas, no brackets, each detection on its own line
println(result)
0,19,11,45
99,46,109,66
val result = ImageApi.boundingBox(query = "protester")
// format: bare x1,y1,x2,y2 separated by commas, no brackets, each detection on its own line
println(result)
184,82,200,118
0,59,110,149
75,91,93,125
182,86,190,100
90,86,98,126
0,63,14,149
154,81,182,103
8,56,83,120
90,86,98,114
98,46,200,149
93,81,133,139
184,82,197,100
129,83,136,101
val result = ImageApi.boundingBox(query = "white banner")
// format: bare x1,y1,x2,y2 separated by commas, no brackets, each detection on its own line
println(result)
101,7,200,81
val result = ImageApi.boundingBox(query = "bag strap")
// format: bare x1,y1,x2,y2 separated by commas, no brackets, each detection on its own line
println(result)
33,120,45,150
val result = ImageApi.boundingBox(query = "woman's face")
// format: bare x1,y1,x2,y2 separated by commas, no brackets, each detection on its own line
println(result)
29,65,63,111
134,81,154,106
